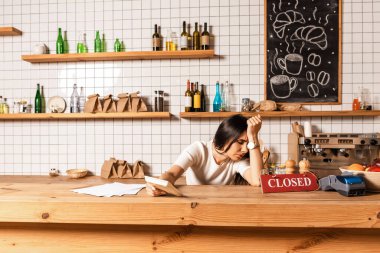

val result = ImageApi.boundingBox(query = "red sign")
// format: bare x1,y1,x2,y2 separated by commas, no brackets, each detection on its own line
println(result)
260,172,319,193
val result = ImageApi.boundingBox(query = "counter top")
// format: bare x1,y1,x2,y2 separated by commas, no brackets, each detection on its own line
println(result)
1,175,380,229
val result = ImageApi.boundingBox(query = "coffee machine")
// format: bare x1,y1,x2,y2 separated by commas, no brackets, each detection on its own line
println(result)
288,132,380,177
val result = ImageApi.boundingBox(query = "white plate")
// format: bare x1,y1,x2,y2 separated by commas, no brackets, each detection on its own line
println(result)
48,96,66,113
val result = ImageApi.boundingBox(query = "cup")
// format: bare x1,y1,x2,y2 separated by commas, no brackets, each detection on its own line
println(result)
277,53,303,75
304,121,312,138
270,75,298,99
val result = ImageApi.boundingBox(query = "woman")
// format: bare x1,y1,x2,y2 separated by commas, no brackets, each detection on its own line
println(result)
147,114,263,196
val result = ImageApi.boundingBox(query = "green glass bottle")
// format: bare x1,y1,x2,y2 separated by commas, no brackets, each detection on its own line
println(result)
63,30,69,53
101,33,106,52
193,22,200,50
56,28,64,54
114,38,121,52
95,31,102,53
35,83,42,113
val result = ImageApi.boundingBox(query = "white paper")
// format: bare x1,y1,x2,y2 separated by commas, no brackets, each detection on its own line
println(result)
71,182,146,197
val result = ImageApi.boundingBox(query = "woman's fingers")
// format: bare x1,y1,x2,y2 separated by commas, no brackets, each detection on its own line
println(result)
146,183,167,197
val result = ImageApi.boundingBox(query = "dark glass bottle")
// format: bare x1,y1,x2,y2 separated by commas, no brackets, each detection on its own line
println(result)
180,21,189,50
193,82,201,112
190,82,195,111
193,22,200,50
152,24,160,51
34,83,42,113
200,84,206,112
56,28,64,54
201,22,210,50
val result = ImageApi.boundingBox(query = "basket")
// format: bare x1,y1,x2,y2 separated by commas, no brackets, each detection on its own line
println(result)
66,168,88,179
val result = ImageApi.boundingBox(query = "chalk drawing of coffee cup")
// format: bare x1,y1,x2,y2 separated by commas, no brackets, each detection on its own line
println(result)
270,75,298,99
277,53,303,75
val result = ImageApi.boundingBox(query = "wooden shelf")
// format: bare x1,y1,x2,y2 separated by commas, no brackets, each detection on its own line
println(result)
0,27,22,36
180,110,380,118
21,50,215,63
0,112,171,120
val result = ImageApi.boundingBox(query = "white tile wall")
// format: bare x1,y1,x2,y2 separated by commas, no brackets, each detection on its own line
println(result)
0,0,379,175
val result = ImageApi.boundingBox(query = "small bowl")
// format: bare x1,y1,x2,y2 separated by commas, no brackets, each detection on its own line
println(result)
340,167,380,192
66,168,88,179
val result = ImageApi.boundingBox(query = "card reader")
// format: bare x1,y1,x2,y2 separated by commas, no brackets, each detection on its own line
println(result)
319,175,366,197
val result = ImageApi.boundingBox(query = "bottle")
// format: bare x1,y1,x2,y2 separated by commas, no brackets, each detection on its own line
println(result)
184,80,192,112
56,28,64,54
193,22,200,50
180,21,189,50
34,83,42,113
213,81,222,112
170,32,178,51
193,82,201,112
152,24,160,51
165,29,172,51
0,96,3,114
154,90,164,112
101,33,106,52
2,98,9,114
63,30,69,53
79,86,86,112
201,22,210,50
221,81,230,112
70,84,80,113
94,31,102,53
77,33,87,53
41,85,46,113
114,38,121,52
200,84,206,112
190,82,195,112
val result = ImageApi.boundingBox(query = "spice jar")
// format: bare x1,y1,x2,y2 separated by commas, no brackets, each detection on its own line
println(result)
154,90,164,112
241,98,251,112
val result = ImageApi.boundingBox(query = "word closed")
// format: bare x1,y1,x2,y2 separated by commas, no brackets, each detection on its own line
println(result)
261,172,319,193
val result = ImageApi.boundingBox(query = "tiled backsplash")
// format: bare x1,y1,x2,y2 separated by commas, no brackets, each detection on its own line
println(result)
0,0,379,175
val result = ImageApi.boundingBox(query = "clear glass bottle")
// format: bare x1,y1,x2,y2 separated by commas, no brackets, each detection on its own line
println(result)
70,84,80,113
221,81,230,112
193,82,201,112
213,81,222,112
170,32,178,51
0,96,3,114
79,86,86,112
165,29,172,51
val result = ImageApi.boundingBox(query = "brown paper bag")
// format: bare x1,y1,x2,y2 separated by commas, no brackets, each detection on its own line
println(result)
129,92,148,112
102,94,117,113
116,159,133,178
100,158,118,178
116,93,130,112
84,94,103,113
132,160,145,178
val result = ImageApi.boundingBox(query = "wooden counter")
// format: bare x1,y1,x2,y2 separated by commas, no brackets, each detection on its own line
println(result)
1,176,379,252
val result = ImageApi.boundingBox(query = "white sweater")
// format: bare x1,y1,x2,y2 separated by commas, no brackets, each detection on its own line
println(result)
174,140,250,185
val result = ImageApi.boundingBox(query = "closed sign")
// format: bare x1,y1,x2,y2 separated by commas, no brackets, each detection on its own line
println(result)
261,172,319,193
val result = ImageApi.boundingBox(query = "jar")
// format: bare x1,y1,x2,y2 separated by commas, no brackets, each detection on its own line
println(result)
154,90,164,112
241,98,251,112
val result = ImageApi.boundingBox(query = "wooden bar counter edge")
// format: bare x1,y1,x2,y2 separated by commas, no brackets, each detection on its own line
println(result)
1,175,379,252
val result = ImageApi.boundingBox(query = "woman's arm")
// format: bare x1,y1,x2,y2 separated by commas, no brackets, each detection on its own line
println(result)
146,165,185,196
243,115,263,186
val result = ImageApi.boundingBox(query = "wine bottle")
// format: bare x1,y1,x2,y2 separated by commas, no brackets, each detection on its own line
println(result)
200,84,206,112
190,82,195,112
193,22,200,50
63,30,69,53
56,28,64,54
193,82,201,112
184,80,192,112
180,21,189,50
70,84,80,113
213,81,222,112
152,24,160,51
94,31,102,53
114,38,121,52
201,22,210,50
35,83,42,113
101,33,106,52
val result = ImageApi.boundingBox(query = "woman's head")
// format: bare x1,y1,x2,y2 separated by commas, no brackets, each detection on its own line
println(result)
213,114,249,161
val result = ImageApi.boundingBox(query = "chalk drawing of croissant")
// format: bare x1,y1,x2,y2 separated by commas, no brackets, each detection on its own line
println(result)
273,10,306,39
290,25,328,50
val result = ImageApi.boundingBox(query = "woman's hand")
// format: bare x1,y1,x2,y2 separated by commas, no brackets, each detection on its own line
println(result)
247,115,262,141
146,183,167,197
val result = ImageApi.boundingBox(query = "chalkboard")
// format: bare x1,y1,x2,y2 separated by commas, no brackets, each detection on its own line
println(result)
265,0,342,104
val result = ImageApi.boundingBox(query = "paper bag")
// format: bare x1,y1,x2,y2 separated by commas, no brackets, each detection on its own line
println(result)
102,94,117,113
132,160,145,178
116,93,130,112
116,159,133,178
129,92,148,112
100,158,118,178
84,94,103,113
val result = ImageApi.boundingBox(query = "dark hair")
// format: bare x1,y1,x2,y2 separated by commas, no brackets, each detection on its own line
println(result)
213,114,248,153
